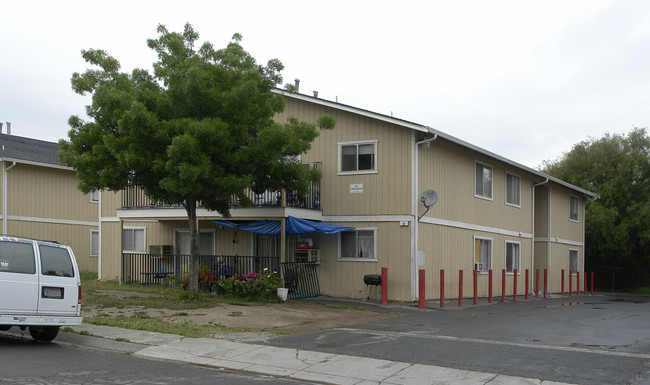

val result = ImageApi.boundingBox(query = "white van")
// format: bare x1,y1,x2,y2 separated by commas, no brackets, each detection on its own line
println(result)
0,236,82,341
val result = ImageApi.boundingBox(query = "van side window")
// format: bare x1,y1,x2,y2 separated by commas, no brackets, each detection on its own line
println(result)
0,241,36,274
39,245,75,277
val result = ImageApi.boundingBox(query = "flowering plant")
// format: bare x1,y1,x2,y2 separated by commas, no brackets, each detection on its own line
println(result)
219,268,281,300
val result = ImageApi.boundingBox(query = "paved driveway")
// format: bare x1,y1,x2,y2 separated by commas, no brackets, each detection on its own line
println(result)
270,293,650,384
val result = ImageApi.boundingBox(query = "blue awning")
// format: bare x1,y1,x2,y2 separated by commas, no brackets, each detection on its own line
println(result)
211,216,353,236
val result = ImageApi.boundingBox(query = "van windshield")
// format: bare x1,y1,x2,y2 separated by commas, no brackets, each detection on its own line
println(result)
39,245,75,277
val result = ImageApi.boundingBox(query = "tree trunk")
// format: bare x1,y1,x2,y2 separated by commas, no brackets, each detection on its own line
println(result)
185,199,200,293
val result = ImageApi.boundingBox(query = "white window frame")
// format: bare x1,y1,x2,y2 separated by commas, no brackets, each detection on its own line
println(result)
505,241,520,274
474,160,493,201
90,189,100,203
473,236,492,273
90,230,99,257
337,228,377,261
569,195,579,222
569,249,579,274
122,227,146,253
337,140,378,175
505,171,521,208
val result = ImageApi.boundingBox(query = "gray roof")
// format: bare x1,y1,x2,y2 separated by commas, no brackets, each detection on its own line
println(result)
0,134,62,167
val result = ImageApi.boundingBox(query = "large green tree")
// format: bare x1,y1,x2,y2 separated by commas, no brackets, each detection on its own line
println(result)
60,24,334,292
542,128,650,289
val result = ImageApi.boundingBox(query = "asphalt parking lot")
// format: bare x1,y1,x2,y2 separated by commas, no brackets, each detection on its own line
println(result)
272,293,650,384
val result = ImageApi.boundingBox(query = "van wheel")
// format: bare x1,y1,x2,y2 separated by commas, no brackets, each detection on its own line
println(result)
28,326,59,342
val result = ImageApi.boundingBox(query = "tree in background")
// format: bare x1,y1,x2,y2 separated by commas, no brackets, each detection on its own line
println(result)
542,128,650,289
59,24,334,292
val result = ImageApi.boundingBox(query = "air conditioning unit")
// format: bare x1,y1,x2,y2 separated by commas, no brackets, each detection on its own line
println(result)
474,262,483,271
149,245,173,255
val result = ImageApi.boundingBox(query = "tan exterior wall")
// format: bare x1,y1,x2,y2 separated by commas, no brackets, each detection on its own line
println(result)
549,183,583,242
314,221,412,301
277,98,413,216
418,138,533,232
419,223,532,300
2,162,99,272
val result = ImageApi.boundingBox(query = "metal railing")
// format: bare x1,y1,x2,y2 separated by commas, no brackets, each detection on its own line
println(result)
122,253,281,285
280,262,321,299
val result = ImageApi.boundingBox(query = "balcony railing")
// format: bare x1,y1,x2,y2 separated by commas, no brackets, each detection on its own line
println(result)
122,163,322,211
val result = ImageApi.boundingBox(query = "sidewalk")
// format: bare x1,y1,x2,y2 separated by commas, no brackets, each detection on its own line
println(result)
70,323,572,385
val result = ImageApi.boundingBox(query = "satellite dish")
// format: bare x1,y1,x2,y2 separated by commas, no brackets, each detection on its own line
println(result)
418,189,438,221
420,190,438,208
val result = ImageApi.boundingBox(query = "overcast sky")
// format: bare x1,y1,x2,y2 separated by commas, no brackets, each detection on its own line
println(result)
2,0,649,168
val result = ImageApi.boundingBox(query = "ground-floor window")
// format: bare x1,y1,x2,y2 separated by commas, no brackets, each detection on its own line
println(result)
474,237,492,272
90,230,99,256
123,227,145,253
505,241,520,273
569,249,579,273
338,229,376,260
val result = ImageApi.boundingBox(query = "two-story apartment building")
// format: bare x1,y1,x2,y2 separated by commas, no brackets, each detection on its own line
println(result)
0,133,99,272
96,90,597,302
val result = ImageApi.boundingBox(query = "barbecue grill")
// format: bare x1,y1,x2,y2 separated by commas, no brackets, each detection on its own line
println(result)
363,274,382,302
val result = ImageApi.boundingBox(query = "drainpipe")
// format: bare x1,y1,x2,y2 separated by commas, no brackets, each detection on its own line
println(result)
531,177,548,294
3,161,16,235
412,132,438,301
582,196,597,275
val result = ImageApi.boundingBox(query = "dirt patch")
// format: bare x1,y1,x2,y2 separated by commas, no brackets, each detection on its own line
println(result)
83,294,398,343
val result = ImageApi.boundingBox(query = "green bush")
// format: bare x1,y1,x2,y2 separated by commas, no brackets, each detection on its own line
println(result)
219,269,281,300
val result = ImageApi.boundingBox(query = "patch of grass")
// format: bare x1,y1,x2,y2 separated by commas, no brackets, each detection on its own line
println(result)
83,315,248,338
80,271,272,310
228,311,243,317
115,337,131,342
171,312,189,317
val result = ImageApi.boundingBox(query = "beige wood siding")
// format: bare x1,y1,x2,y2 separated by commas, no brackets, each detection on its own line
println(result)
276,98,413,216
550,184,583,242
315,221,412,301
418,139,533,233
419,223,531,300
100,221,122,280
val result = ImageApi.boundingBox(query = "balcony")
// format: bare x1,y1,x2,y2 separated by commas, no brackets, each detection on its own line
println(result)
121,181,321,211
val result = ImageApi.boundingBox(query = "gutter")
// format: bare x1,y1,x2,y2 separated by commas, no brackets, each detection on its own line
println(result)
412,132,438,301
3,160,17,234
531,177,548,294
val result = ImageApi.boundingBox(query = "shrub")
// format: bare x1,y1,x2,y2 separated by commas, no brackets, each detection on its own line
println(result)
219,268,281,300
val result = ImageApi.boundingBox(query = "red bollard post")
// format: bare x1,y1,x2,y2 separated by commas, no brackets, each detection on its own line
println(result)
525,269,529,300
569,270,572,296
535,269,540,298
543,269,548,298
591,272,595,295
488,269,493,303
381,267,388,305
418,269,425,309
473,269,478,305
583,271,587,295
440,269,445,308
576,271,580,297
513,269,518,302
458,270,463,307
501,269,506,302
561,269,565,296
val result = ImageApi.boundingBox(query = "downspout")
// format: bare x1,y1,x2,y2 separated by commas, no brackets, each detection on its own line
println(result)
98,190,102,280
3,161,17,235
412,133,437,300
582,196,597,275
531,177,548,294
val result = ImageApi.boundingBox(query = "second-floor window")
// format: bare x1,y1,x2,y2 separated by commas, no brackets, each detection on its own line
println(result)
339,141,377,174
475,161,493,200
506,172,520,207
569,195,579,222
